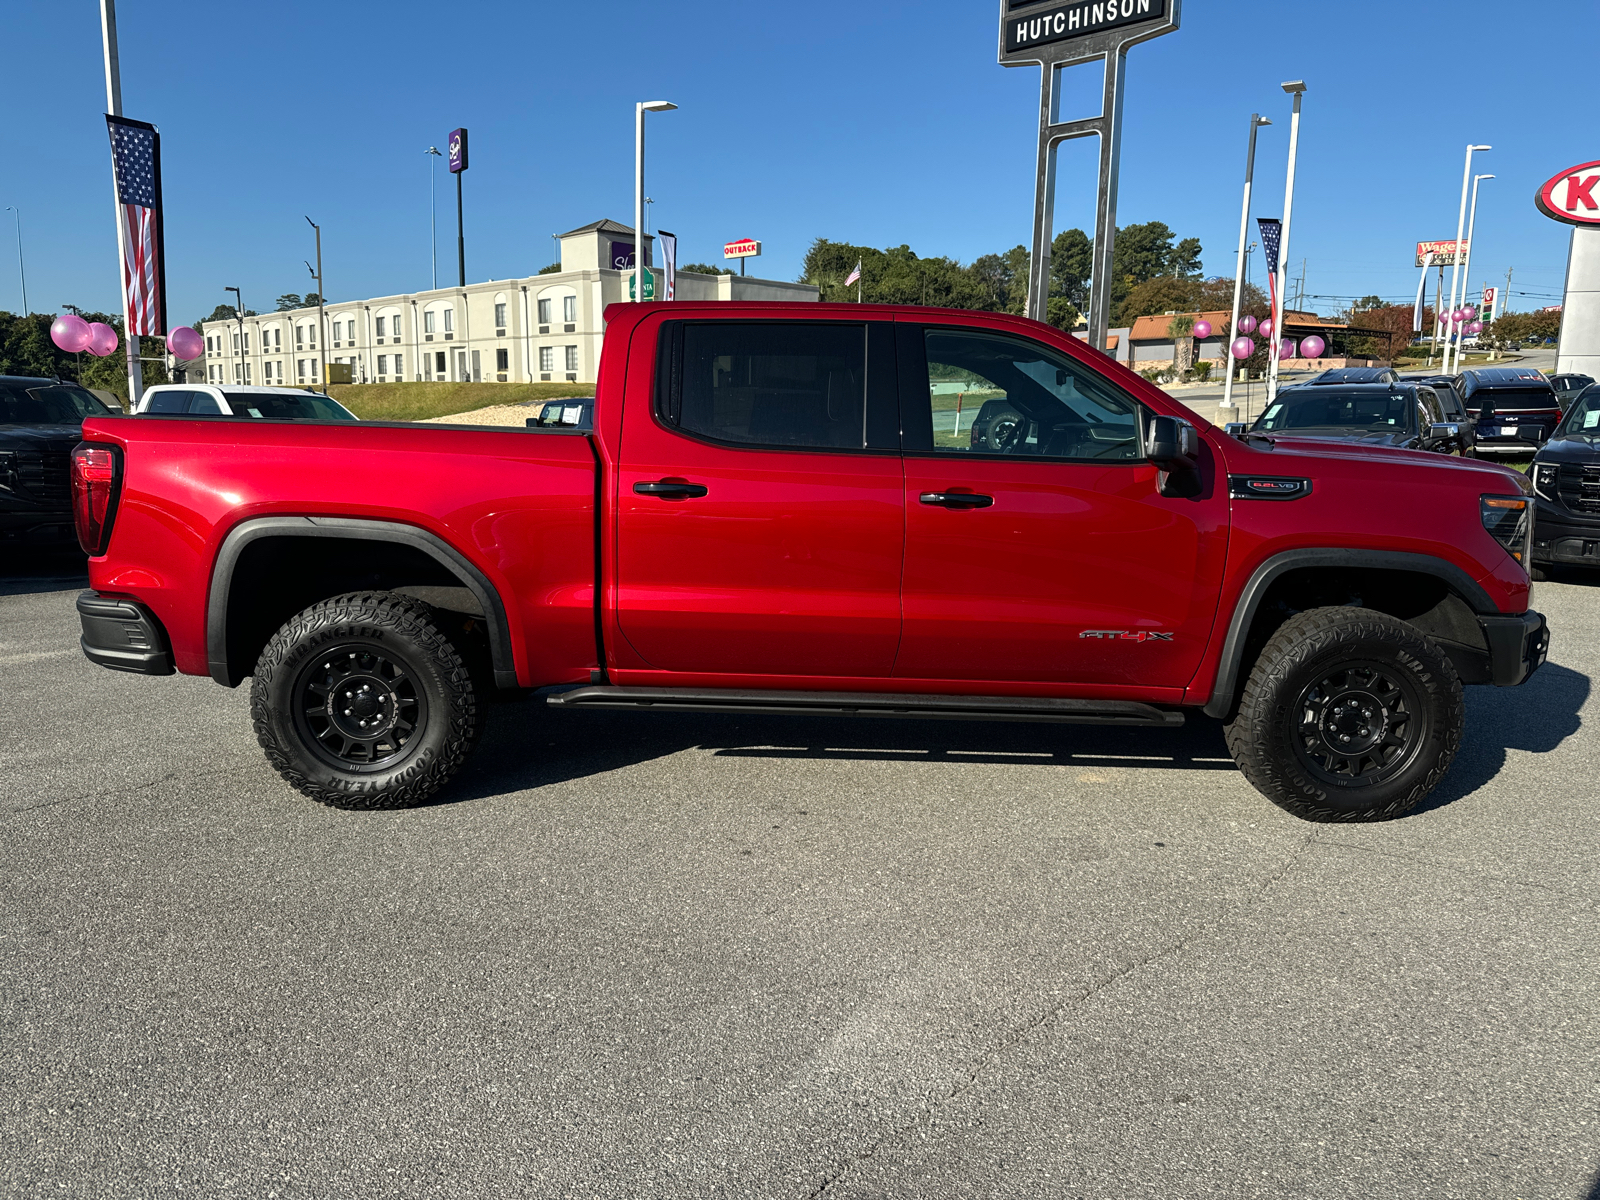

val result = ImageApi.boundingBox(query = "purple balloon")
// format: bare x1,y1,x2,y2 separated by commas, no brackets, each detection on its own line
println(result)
87,322,119,357
1237,314,1258,335
50,313,92,353
1192,319,1212,339
1279,339,1297,360
1300,334,1326,358
1466,321,1483,335
167,325,204,361
1230,336,1255,360
1258,317,1275,339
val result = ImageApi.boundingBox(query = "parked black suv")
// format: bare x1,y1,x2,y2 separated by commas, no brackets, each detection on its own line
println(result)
0,375,119,547
1238,382,1467,454
1529,383,1600,576
1458,367,1562,458
1401,373,1477,454
1301,366,1402,385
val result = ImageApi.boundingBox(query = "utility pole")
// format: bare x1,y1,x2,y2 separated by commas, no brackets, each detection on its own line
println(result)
1503,266,1513,316
100,0,142,407
4,207,25,314
225,286,245,384
306,217,326,390
425,147,441,290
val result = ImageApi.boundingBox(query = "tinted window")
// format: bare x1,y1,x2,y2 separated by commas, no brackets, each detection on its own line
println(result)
1418,388,1443,425
143,390,193,414
1258,388,1413,432
1469,386,1557,412
0,383,112,424
920,328,1142,460
1555,387,1600,436
1433,383,1464,416
221,391,357,420
665,323,866,450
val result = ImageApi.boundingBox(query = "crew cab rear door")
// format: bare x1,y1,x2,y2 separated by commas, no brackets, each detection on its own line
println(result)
614,317,905,677
892,320,1229,690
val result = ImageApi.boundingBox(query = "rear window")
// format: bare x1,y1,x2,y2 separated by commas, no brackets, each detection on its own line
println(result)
1257,388,1412,432
0,383,112,424
1471,387,1557,412
222,391,356,420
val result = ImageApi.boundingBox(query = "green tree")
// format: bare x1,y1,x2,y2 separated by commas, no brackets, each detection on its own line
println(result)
201,303,237,324
275,293,303,311
681,262,734,275
1050,228,1093,310
537,263,562,275
0,309,167,400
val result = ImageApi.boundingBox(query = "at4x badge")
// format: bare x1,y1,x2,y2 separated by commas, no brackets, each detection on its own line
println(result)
1080,630,1174,642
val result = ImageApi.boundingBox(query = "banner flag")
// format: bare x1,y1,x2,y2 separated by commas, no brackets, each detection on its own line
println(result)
657,230,677,301
1256,218,1282,282
106,115,166,335
1414,252,1434,332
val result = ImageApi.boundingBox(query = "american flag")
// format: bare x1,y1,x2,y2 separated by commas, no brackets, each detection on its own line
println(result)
844,260,862,286
1255,218,1282,280
106,116,165,335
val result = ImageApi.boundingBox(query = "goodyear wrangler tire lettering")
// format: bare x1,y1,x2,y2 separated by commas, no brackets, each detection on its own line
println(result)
250,591,479,810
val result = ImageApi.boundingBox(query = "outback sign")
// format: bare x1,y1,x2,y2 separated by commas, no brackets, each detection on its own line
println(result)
1002,0,1167,56
1535,160,1600,227
723,238,761,260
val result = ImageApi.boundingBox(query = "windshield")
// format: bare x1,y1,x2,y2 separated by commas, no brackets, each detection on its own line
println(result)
1554,388,1600,437
1255,388,1412,433
0,382,113,425
222,391,357,420
1469,386,1556,412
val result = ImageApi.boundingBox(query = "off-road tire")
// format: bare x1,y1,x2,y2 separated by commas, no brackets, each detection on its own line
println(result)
251,591,479,810
1224,606,1464,822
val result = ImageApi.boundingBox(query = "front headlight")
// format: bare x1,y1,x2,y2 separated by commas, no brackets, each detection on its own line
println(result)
1532,462,1558,500
1482,495,1532,567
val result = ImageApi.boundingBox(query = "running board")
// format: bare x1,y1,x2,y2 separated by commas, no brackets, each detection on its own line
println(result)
545,686,1184,727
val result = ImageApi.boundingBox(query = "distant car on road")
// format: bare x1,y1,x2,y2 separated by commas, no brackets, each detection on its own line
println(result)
1457,368,1561,458
1550,373,1594,411
1242,382,1468,454
134,384,358,421
1,374,120,548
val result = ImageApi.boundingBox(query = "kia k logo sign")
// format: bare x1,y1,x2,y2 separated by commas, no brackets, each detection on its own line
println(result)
1535,159,1600,226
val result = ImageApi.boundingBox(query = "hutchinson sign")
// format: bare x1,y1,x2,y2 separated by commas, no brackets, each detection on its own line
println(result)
1535,160,1600,227
1002,0,1167,56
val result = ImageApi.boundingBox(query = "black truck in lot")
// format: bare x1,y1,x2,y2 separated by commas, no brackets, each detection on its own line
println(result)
1529,383,1600,576
1,375,121,547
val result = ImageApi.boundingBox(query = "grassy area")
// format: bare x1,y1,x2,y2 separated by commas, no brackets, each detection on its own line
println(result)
326,380,596,423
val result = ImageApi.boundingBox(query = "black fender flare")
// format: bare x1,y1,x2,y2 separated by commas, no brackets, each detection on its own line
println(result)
1199,547,1498,720
207,515,518,689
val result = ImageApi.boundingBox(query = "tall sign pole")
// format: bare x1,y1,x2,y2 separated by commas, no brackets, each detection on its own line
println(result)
999,0,1180,354
100,0,142,407
1218,113,1270,417
448,129,468,288
1536,159,1600,378
1265,81,1305,406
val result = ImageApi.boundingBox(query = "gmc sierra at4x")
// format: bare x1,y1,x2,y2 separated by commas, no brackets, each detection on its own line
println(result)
70,303,1548,822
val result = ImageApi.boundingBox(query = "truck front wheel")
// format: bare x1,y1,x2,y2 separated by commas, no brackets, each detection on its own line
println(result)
1224,607,1464,822
250,592,480,809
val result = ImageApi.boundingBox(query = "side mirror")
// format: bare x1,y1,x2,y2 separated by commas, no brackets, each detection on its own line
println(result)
1222,421,1249,438
1429,422,1460,440
1146,415,1201,497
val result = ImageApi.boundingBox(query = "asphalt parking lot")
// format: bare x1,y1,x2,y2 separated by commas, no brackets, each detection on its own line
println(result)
3,554,1598,1199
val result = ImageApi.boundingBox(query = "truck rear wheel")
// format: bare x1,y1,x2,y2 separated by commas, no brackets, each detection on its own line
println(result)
1224,607,1464,822
250,591,479,810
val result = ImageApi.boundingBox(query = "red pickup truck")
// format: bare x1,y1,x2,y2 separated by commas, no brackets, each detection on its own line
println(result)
71,303,1548,822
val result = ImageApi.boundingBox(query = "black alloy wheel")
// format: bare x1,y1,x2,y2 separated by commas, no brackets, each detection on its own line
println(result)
291,644,429,771
1291,662,1425,789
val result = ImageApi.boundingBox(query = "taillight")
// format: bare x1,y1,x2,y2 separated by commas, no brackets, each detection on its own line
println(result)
71,444,121,555
1480,494,1531,568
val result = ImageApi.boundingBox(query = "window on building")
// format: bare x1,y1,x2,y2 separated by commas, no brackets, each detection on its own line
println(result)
424,311,435,334
307,325,316,346
392,353,403,376
539,346,553,372
375,316,386,338
563,295,577,323
232,333,239,351
538,298,551,324
377,355,387,376
496,348,508,371
565,345,578,372
494,302,507,328
275,328,282,347
443,308,453,333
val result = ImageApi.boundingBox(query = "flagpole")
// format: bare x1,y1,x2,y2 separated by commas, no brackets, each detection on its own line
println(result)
100,0,141,407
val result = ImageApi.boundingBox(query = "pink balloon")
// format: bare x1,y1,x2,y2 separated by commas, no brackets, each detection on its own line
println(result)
87,322,119,357
1230,336,1255,360
1237,314,1258,335
1192,319,1212,339
1258,317,1275,339
1300,334,1326,358
50,313,92,353
1279,339,1297,360
1466,321,1483,335
167,325,204,361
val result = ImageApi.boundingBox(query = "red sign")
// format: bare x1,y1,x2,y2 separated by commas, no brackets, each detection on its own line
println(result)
1535,160,1600,226
1415,239,1466,267
723,238,761,259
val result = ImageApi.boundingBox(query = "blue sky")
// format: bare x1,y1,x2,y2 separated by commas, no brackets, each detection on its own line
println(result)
0,0,1590,327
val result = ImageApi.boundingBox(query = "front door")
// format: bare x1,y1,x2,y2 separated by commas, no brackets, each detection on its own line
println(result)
615,318,905,679
894,322,1229,691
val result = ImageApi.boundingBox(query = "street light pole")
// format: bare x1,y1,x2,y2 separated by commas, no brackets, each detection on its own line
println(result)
4,206,25,315
1444,144,1491,375
225,286,245,385
1219,114,1270,416
1266,81,1306,406
1456,173,1493,371
305,216,326,390
425,147,441,291
635,101,677,302
100,0,142,407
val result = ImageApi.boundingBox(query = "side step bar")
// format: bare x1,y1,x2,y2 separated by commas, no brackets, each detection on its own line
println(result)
546,686,1184,727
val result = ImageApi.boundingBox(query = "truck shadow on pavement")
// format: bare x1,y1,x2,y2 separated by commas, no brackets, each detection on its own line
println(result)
0,548,88,598
444,661,1589,817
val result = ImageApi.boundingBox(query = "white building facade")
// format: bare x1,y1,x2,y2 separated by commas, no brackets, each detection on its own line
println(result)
200,219,817,388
